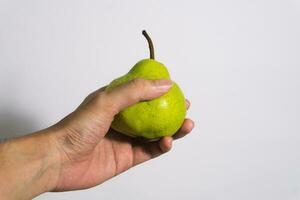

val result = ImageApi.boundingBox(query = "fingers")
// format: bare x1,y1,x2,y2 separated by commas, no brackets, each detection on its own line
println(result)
131,117,194,166
132,136,173,165
159,136,173,152
173,118,194,140
132,117,194,166
103,78,173,115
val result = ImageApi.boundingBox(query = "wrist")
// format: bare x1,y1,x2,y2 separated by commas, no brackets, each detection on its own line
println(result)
0,128,62,199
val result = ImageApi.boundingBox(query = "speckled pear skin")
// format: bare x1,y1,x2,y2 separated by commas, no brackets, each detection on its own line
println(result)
106,59,186,139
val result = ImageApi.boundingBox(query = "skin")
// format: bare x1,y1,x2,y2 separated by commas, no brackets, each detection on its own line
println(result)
0,78,194,200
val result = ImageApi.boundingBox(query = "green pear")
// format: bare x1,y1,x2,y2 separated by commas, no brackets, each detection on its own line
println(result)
106,30,186,139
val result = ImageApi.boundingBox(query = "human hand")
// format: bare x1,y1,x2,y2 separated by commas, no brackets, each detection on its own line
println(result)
50,78,194,191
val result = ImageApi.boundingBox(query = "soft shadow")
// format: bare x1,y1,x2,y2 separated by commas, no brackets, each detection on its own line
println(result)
0,107,38,140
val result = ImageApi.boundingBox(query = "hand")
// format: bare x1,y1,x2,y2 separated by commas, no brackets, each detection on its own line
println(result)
50,78,194,191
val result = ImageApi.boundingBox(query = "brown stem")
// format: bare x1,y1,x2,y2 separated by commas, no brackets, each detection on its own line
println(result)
142,30,155,60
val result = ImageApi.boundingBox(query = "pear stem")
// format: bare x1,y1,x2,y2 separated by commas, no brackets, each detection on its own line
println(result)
142,30,155,60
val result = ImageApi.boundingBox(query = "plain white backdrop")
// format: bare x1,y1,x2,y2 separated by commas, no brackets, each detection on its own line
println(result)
0,0,300,199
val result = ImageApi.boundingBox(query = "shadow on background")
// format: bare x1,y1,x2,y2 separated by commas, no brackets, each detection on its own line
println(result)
0,64,39,140
0,107,38,140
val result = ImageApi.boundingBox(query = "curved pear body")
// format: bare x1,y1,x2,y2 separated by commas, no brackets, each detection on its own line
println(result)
106,59,186,139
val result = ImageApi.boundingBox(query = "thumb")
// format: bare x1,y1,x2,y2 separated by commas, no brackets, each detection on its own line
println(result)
103,78,173,115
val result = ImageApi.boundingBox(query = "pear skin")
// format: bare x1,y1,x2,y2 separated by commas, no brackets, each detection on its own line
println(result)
106,31,186,139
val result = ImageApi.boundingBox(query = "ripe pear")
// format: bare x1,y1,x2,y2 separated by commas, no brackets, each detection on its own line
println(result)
106,30,186,139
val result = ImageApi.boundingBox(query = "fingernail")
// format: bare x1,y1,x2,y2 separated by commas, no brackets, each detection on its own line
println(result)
154,79,173,91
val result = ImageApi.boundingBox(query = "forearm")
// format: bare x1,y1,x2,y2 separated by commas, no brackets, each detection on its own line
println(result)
0,128,61,200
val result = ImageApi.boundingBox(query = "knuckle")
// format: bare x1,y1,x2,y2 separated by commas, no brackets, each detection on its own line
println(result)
130,78,146,90
77,91,97,108
98,92,119,114
85,91,96,101
88,92,117,119
131,78,145,87
85,91,109,111
95,92,111,108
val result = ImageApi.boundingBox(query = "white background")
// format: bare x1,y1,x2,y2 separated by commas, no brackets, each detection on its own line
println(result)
0,0,300,199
